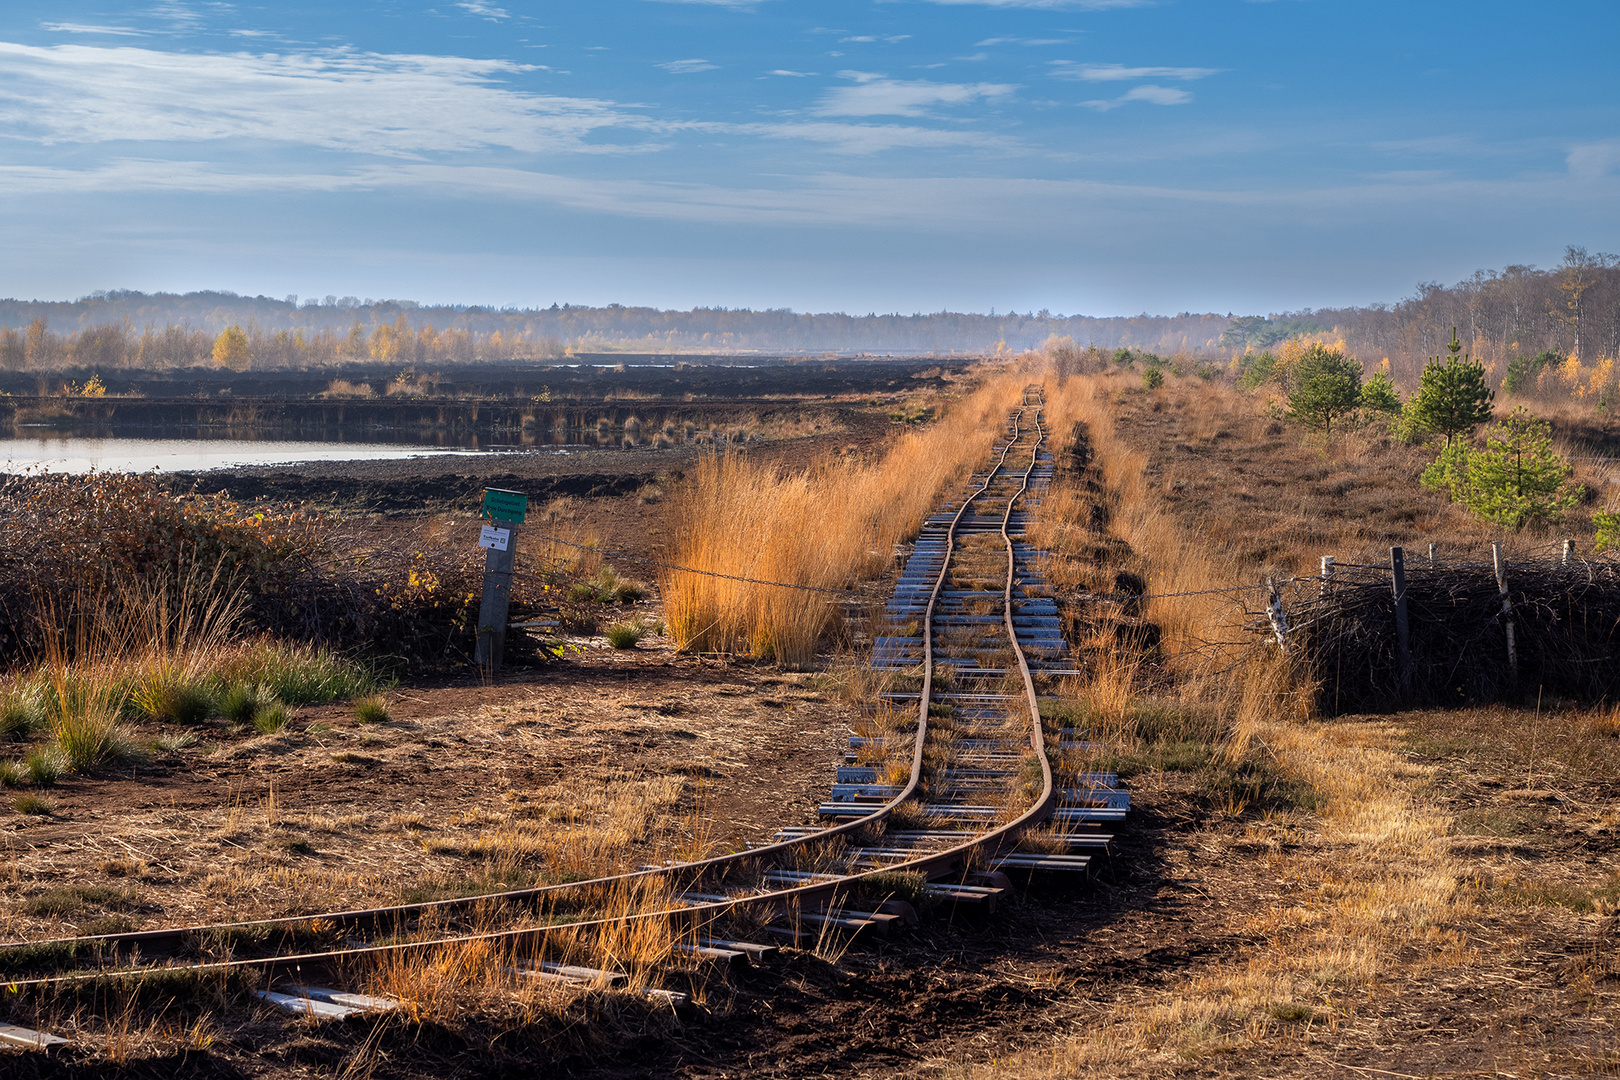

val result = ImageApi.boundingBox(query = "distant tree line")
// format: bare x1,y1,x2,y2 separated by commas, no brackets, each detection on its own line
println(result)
1,246,1615,377
1266,246,1620,392
0,291,1229,371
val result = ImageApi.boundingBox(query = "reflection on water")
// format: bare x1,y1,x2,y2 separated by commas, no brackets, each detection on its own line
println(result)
0,437,516,475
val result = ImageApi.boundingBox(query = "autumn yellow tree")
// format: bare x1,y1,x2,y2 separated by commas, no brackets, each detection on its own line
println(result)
212,325,250,371
342,322,368,360
370,316,403,362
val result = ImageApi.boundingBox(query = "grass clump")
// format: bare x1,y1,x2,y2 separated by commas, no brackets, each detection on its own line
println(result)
22,884,140,917
571,564,647,605
54,703,141,773
221,641,373,705
24,746,65,785
860,869,929,906
604,618,651,650
220,683,277,727
354,694,391,724
13,792,56,816
0,758,25,787
0,688,44,741
251,702,289,735
151,731,199,754
130,669,215,725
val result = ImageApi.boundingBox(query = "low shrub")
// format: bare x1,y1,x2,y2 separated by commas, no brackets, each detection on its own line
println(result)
1595,509,1620,553
0,759,25,787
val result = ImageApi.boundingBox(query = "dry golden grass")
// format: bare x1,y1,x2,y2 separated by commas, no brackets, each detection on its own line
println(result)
663,372,1027,665
319,379,375,398
1038,374,1235,661
958,709,1466,1077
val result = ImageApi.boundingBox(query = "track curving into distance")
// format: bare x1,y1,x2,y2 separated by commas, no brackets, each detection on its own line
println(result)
2,386,1119,1014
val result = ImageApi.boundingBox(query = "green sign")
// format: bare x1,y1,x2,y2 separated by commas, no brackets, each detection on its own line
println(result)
481,488,528,523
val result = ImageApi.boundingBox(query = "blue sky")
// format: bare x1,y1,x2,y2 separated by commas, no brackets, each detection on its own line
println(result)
0,1,1616,316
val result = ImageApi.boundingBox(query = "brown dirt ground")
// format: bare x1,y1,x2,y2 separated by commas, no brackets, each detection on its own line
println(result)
0,639,860,941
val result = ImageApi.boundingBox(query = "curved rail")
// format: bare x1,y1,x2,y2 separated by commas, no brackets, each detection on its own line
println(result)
3,391,1058,990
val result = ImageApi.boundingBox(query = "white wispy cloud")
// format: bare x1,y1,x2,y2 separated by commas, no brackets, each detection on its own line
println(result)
1568,142,1620,182
1049,62,1219,81
0,42,641,155
1081,84,1191,110
740,121,1021,155
456,1,510,19
658,58,718,74
0,41,1010,166
149,2,205,30
770,69,817,77
840,35,912,43
40,23,148,36
815,72,1017,117
2,159,1604,234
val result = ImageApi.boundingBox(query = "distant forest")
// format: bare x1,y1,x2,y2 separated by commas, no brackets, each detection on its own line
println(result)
0,247,1614,389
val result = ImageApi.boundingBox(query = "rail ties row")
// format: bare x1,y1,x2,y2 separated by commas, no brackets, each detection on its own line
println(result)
0,387,1130,1050
775,386,1130,914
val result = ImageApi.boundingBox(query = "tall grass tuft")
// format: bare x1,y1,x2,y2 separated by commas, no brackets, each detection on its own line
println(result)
49,675,140,773
216,641,373,704
663,373,1025,665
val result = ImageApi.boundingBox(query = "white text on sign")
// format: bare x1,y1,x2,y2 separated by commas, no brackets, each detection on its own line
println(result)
478,525,510,551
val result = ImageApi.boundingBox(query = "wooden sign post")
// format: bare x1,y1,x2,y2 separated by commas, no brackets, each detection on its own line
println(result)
475,488,527,671
1391,546,1411,695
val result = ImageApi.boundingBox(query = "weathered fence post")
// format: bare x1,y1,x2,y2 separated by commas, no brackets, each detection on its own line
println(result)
1563,539,1574,565
1319,555,1335,599
1492,541,1518,687
475,488,528,672
1427,542,1436,566
1266,578,1289,652
1391,546,1411,694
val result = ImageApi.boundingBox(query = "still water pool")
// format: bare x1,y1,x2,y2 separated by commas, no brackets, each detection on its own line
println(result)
0,437,513,474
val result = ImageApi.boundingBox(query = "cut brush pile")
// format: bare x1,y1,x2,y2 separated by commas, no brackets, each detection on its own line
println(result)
1269,555,1620,714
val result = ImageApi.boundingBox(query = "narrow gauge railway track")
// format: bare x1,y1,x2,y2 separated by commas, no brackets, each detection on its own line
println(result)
0,386,1128,1047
